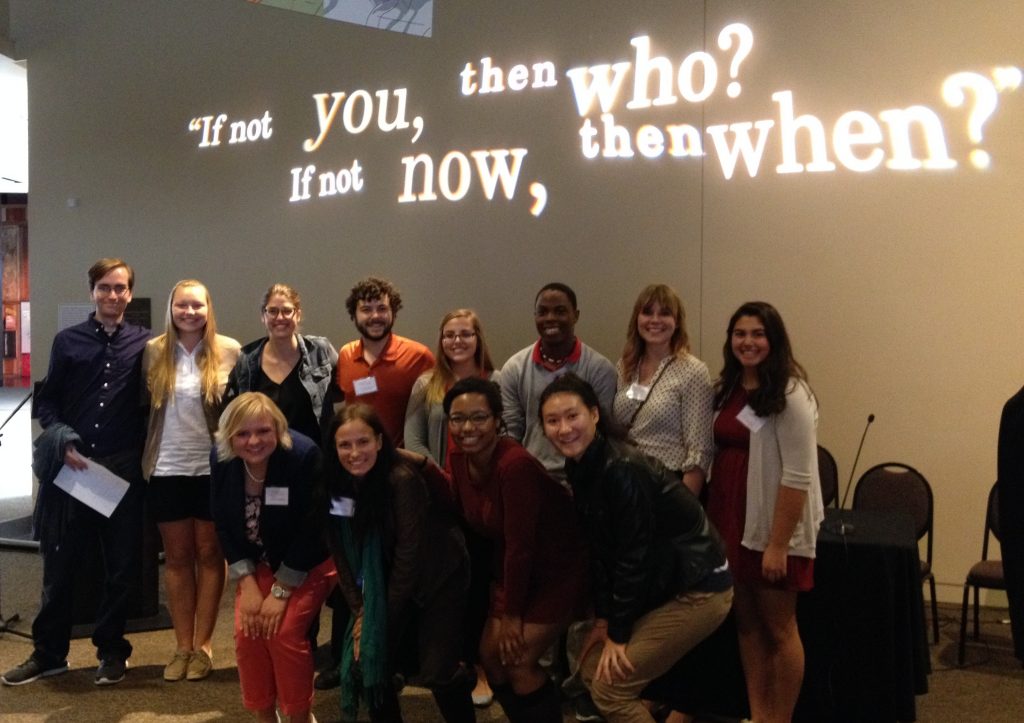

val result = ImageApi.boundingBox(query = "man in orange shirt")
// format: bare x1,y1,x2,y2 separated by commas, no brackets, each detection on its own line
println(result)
334,276,434,447
318,276,436,691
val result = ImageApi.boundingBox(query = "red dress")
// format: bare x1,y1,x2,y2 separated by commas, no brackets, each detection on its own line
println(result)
707,385,750,571
708,385,813,590
427,437,586,623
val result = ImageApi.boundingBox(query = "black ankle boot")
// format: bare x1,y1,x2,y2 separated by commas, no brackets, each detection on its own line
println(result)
430,670,476,723
515,679,563,723
491,682,522,721
368,685,404,723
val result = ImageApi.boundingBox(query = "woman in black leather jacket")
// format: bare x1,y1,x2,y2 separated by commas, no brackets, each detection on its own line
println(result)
539,373,733,723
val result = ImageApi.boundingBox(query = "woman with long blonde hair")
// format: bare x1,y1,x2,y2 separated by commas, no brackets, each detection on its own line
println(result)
142,279,241,681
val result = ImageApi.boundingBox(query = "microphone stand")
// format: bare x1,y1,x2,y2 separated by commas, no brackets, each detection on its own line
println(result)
0,389,34,639
822,414,875,536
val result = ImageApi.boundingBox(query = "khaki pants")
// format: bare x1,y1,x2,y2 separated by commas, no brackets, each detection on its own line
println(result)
580,588,733,723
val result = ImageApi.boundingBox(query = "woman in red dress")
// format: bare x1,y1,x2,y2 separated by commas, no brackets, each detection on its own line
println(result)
706,301,824,723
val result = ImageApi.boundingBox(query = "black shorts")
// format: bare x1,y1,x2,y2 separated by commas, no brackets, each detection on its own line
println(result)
147,474,213,523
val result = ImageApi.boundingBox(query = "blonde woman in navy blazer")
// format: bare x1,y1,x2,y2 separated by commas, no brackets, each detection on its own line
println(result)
211,392,335,723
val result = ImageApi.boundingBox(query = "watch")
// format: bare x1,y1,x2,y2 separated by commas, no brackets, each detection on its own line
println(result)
270,583,293,600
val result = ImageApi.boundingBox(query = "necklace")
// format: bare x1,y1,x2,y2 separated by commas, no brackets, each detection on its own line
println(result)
640,351,670,384
243,461,266,484
539,347,569,367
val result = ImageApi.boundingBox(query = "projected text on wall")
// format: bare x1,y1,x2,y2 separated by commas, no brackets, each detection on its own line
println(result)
186,22,1022,217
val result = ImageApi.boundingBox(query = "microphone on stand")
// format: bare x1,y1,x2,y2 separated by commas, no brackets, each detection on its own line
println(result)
823,413,875,536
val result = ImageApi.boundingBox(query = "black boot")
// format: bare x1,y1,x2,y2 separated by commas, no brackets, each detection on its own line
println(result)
430,666,476,723
515,679,563,723
368,685,404,723
491,682,521,722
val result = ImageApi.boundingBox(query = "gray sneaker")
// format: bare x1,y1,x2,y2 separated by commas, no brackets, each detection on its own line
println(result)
95,657,128,686
1,656,69,686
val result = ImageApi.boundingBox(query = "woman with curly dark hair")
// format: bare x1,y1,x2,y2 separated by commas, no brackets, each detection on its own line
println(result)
707,301,824,723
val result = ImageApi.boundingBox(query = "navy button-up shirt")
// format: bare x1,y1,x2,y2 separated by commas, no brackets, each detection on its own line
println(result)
36,313,150,457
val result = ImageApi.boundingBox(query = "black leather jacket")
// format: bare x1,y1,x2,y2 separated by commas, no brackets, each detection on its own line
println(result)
566,434,728,643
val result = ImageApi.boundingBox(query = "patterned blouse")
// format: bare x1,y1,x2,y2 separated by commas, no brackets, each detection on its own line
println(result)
244,493,266,560
613,353,714,475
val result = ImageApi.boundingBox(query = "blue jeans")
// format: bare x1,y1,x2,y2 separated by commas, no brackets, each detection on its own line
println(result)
32,450,144,664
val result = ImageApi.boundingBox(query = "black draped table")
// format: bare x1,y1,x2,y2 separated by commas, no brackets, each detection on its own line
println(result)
796,507,930,721
643,507,930,722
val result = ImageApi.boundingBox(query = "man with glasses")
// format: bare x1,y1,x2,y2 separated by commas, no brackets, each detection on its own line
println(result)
333,276,434,447
2,258,149,687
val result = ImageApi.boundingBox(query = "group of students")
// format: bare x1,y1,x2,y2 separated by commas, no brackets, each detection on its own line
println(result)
5,260,824,723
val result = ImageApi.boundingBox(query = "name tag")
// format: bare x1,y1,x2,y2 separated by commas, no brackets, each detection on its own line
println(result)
264,487,290,506
330,496,356,517
353,376,379,396
625,382,650,401
736,405,766,433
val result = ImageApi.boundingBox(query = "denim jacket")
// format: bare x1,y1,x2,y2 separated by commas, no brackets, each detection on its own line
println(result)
226,334,338,427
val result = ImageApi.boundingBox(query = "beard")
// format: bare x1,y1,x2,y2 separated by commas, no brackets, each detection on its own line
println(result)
356,318,393,341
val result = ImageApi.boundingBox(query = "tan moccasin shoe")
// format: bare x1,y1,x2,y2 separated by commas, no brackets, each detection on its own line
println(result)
186,650,213,681
163,651,191,682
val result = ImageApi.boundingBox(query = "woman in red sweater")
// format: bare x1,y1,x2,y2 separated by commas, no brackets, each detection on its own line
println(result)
411,376,585,723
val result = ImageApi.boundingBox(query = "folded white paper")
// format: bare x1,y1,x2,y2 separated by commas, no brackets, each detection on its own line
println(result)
53,459,130,518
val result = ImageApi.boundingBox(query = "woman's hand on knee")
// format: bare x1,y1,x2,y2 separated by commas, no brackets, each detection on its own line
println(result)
258,595,287,638
498,614,526,667
239,577,264,638
581,619,609,665
596,639,634,685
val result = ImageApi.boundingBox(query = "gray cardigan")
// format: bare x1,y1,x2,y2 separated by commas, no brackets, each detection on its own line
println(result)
403,369,500,466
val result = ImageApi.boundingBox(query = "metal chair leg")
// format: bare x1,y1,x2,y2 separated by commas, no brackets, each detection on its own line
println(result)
929,575,939,643
972,585,981,639
958,583,970,667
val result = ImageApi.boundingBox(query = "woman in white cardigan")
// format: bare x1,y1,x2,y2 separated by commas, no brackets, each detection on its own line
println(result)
707,301,823,723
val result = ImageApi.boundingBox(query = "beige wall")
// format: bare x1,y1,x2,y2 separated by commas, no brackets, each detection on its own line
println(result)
13,0,1024,601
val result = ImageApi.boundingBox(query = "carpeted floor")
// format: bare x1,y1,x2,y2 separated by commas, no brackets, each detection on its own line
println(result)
1,543,1022,722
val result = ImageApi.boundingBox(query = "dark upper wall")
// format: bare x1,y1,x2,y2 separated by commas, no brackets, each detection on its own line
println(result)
0,0,12,57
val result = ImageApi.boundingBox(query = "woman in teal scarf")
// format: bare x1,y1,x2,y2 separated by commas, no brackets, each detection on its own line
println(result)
319,404,474,723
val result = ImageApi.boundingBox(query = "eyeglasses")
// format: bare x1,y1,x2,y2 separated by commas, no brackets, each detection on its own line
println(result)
263,306,297,319
448,413,493,428
442,331,477,342
95,284,129,296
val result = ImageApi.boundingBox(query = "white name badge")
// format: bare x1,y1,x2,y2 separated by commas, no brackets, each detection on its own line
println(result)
353,376,379,396
330,496,356,517
736,405,766,433
625,382,650,401
264,487,290,506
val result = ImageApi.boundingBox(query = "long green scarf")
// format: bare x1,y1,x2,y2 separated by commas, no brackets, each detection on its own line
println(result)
339,519,388,722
